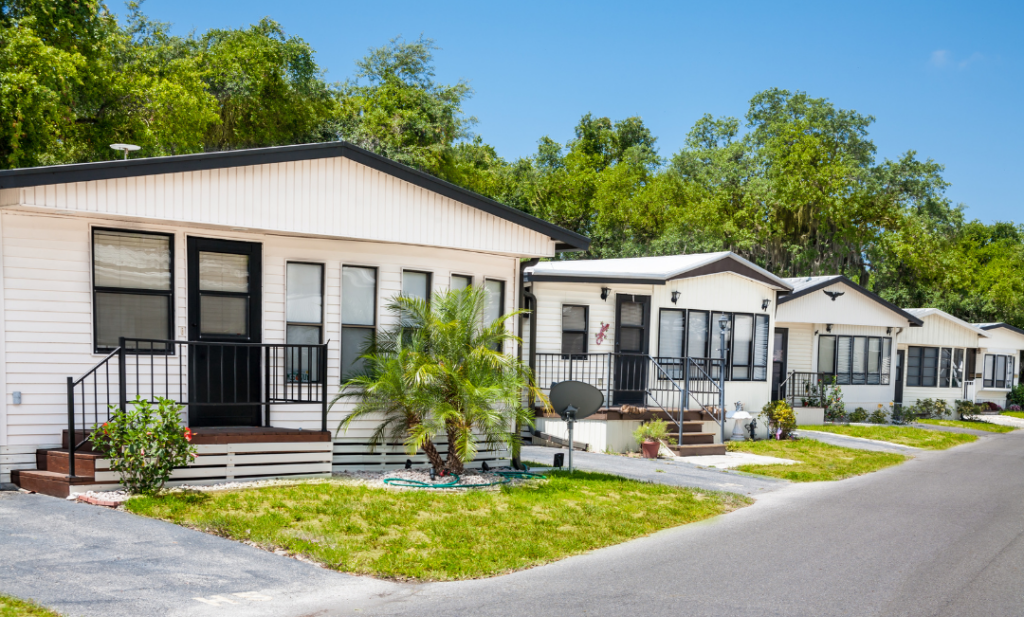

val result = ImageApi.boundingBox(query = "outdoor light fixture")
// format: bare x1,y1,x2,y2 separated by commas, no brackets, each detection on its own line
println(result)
719,314,730,332
826,323,833,333
601,287,611,301
671,291,681,304
761,298,771,311
109,143,140,160
887,327,892,335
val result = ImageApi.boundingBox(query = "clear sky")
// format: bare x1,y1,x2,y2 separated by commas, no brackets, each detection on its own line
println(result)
135,0,1022,223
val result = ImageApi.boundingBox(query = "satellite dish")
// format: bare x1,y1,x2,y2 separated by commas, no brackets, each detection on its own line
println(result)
109,143,141,160
549,380,604,421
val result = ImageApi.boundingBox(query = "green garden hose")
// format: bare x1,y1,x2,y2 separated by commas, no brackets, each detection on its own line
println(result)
382,470,546,489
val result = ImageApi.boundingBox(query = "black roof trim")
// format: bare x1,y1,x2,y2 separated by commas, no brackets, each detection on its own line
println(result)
777,275,924,327
525,274,665,285
979,323,1024,337
0,141,590,252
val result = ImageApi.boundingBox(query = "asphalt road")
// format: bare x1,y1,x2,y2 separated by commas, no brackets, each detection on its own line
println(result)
2,430,1023,617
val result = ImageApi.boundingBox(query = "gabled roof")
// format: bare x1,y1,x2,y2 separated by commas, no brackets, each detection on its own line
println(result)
0,141,590,252
779,275,924,326
904,308,989,336
975,322,1024,337
524,251,793,289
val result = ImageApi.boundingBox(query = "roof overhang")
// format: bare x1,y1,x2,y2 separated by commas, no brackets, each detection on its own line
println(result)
0,141,590,253
778,275,924,327
979,323,1024,337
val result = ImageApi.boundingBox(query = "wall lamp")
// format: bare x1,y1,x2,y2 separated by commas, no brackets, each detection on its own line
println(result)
826,323,833,333
761,298,771,311
886,327,892,335
671,291,681,304
600,287,611,301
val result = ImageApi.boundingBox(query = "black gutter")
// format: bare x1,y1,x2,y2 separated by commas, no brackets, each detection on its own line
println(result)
0,140,590,252
979,322,1024,337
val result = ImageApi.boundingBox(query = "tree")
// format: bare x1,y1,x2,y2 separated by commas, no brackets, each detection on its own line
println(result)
335,287,542,474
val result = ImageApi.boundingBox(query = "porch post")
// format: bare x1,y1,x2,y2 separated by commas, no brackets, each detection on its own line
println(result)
66,377,76,478
320,344,328,433
117,337,127,412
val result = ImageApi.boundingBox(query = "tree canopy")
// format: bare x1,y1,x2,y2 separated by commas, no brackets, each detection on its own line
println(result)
2,1,1021,326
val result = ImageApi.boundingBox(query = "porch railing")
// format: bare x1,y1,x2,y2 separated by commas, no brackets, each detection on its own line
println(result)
785,372,835,407
534,352,725,443
65,337,329,478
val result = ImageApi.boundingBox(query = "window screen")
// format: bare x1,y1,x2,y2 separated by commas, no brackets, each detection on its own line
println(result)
658,309,685,358
286,263,323,383
93,229,173,352
939,348,952,388
484,279,505,351
752,315,770,381
687,311,709,358
818,336,836,374
731,314,753,380
451,274,472,291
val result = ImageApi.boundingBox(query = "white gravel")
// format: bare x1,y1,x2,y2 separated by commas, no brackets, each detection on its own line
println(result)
975,414,1024,429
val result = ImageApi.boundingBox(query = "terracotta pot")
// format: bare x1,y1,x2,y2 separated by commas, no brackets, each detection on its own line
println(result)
641,440,660,459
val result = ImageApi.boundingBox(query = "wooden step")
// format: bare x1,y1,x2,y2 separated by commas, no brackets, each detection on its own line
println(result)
62,429,99,453
11,469,98,498
668,444,727,457
679,421,706,433
680,433,715,445
39,449,103,476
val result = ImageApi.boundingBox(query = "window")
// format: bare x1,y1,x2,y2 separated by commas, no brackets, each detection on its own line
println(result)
952,348,964,388
561,305,588,357
752,315,770,381
939,348,953,388
731,314,753,380
483,279,505,351
657,309,769,382
819,335,892,385
658,309,685,358
401,270,431,329
984,354,1016,389
342,266,377,380
451,274,472,291
906,346,938,387
93,229,173,352
710,312,730,379
285,263,323,382
686,311,709,358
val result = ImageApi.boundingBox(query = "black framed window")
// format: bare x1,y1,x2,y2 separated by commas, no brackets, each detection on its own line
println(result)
92,228,173,353
657,310,769,382
285,262,323,383
939,348,953,388
984,354,1015,389
907,346,938,387
753,314,770,381
561,305,588,357
658,309,685,358
731,314,754,380
342,266,377,380
952,348,965,388
451,274,472,291
483,279,505,351
819,335,892,385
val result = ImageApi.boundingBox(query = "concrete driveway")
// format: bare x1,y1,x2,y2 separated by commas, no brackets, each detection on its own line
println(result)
2,430,1022,617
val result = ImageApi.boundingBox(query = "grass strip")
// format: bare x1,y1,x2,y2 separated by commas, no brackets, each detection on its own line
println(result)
801,424,977,450
1002,411,1024,420
727,439,907,482
916,419,1015,433
0,595,61,617
127,471,750,581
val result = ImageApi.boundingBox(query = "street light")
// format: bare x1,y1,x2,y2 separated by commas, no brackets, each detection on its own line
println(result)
718,315,730,443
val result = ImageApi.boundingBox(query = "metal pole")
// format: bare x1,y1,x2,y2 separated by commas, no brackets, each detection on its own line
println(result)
118,337,128,413
66,377,76,478
567,419,574,473
320,344,328,433
683,359,690,445
719,328,726,443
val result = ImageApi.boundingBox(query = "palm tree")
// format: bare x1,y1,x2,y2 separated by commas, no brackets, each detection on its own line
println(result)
333,286,543,474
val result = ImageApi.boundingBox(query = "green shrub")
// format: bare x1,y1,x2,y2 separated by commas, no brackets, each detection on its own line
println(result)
90,397,196,495
868,404,888,424
634,418,670,443
955,399,982,421
1007,384,1024,409
910,398,951,420
760,400,797,439
849,407,868,423
890,404,916,425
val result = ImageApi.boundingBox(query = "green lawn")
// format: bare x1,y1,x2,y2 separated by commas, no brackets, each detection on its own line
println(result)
916,418,1015,433
126,472,750,581
726,439,907,482
1003,411,1024,420
801,424,977,450
0,595,60,617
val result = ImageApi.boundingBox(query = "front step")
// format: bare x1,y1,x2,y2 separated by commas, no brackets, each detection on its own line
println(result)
668,444,727,457
680,433,715,445
39,449,103,476
10,469,98,498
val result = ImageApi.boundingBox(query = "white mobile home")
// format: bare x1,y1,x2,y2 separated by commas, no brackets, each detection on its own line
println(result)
523,252,792,452
972,323,1024,407
0,142,588,494
775,276,923,413
895,309,987,409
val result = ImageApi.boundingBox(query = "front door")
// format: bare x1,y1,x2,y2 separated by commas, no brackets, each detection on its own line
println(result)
613,295,650,406
771,328,789,401
187,237,263,427
894,350,905,405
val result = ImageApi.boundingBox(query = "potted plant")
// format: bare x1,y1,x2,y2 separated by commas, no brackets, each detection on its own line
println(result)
634,418,669,459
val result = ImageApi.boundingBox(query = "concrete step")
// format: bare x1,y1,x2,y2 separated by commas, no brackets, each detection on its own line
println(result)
668,444,727,457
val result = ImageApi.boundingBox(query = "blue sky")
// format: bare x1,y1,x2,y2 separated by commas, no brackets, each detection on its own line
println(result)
135,0,1022,223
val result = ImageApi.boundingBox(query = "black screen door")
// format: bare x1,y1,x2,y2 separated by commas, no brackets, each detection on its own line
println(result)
771,328,789,401
894,350,905,405
187,237,263,427
614,295,650,405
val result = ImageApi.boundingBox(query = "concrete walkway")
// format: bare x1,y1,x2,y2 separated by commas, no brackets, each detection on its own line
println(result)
521,445,788,496
977,413,1024,429
795,429,923,453
911,422,1005,436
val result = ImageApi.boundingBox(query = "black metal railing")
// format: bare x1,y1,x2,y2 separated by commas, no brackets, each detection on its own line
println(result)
65,337,329,478
534,352,725,443
785,372,834,407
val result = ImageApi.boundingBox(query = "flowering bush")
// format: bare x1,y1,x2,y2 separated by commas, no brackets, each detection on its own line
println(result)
985,401,1003,412
1008,404,1022,412
821,378,846,422
868,404,888,424
89,397,196,495
760,400,797,439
